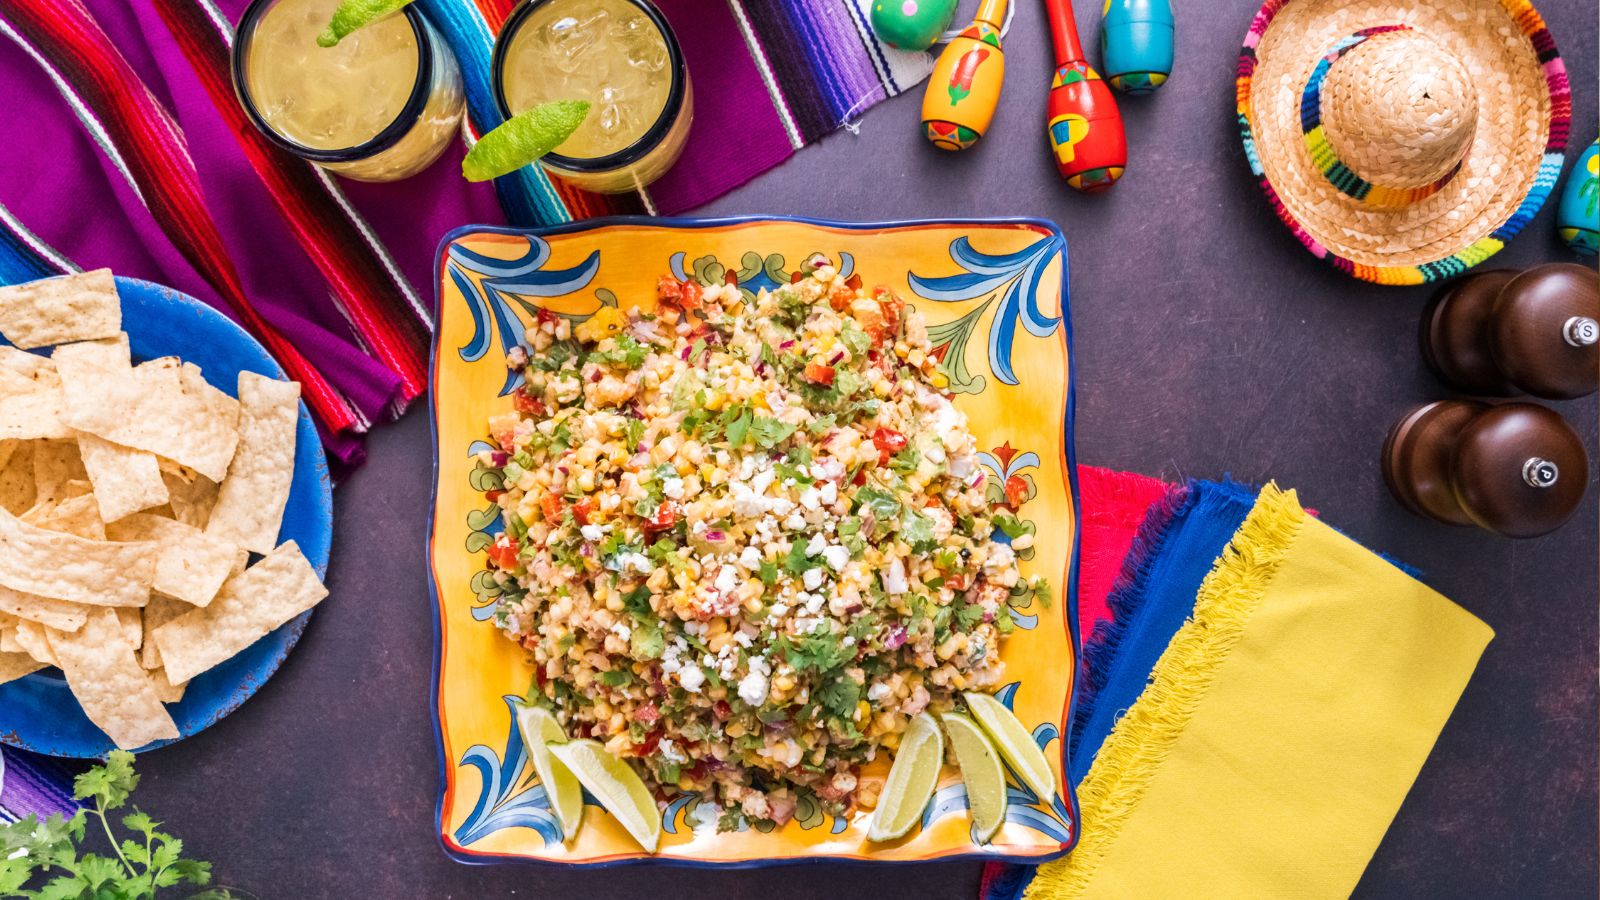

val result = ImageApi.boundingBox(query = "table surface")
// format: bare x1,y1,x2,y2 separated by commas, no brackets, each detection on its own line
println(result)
131,0,1598,896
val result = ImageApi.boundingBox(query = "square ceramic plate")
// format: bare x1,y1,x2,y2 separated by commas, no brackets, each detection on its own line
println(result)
429,217,1080,867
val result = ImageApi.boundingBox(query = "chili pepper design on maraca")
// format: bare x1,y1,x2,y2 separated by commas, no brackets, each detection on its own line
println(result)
922,0,1007,151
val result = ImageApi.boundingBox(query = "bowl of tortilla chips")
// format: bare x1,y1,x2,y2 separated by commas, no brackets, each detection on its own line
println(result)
0,271,332,755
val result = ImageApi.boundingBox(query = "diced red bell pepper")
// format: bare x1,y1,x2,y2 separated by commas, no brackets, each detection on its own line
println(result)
485,489,505,503
803,361,836,386
535,307,558,326
540,492,563,522
1004,475,1030,508
643,501,681,532
828,282,855,311
852,467,868,487
713,700,732,721
872,427,908,464
572,497,594,525
845,273,863,291
486,534,520,570
637,728,662,756
514,390,545,416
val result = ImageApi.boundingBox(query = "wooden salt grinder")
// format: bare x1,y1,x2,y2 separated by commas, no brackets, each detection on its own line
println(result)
1420,263,1599,400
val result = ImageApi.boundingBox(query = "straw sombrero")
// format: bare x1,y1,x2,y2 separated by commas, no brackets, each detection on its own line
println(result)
1237,0,1571,285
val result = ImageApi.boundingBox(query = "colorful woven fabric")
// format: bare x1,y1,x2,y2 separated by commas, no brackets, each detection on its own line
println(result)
0,0,928,462
431,0,933,220
1026,485,1493,898
1069,466,1173,637
0,747,80,824
1068,479,1258,774
0,0,504,464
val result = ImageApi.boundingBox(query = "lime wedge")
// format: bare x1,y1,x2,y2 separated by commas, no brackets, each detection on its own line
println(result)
546,739,661,852
866,712,944,842
940,712,1007,843
461,101,591,182
964,691,1059,804
511,701,583,842
317,0,413,47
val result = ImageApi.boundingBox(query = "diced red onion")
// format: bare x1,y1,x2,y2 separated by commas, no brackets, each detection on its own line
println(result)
829,351,845,365
558,465,570,475
885,626,908,649
779,339,796,349
490,452,509,466
704,530,726,542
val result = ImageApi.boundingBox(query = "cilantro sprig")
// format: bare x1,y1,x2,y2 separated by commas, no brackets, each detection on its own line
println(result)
0,751,219,900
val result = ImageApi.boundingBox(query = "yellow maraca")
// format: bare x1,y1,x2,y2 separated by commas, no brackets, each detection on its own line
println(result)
921,0,1008,151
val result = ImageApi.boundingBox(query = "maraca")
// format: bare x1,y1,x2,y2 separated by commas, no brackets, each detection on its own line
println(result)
922,0,1008,151
871,0,960,52
1556,138,1598,257
1044,0,1126,190
1099,0,1174,94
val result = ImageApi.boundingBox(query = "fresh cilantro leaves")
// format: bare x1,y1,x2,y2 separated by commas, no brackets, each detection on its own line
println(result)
0,751,214,899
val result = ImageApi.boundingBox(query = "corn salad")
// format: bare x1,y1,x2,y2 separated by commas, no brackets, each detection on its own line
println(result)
474,268,1041,829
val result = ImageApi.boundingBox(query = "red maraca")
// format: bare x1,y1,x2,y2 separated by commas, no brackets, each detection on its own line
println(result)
1044,0,1126,191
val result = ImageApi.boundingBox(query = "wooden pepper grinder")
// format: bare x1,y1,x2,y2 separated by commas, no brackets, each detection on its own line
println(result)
1383,400,1589,538
1420,263,1599,400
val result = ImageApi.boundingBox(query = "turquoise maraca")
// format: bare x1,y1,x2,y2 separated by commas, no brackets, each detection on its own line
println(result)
1557,139,1598,257
871,0,960,52
1099,0,1174,94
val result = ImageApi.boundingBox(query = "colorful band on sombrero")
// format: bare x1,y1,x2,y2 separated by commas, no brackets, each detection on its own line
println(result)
1299,26,1462,208
1238,0,1571,286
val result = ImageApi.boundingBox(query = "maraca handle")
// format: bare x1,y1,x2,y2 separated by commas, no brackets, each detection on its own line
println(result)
1046,0,1087,63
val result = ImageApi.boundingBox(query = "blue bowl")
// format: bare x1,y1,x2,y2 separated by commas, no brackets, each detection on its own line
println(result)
0,276,332,757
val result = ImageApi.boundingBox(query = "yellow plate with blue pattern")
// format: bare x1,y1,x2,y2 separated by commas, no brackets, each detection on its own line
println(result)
429,217,1080,867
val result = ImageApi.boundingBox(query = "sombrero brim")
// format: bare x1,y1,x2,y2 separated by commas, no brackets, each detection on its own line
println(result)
1237,0,1571,285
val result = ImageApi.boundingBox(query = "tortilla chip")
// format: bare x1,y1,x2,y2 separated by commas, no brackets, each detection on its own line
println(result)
106,513,238,608
205,372,300,554
160,463,219,529
150,666,187,704
0,269,121,349
20,493,106,540
0,369,71,441
0,584,87,631
154,541,326,685
12,618,57,666
48,608,178,749
31,439,87,505
139,594,191,669
117,606,142,651
77,432,169,522
0,503,156,606
0,442,32,514
57,353,240,481
0,346,56,380
0,650,43,685
0,627,21,654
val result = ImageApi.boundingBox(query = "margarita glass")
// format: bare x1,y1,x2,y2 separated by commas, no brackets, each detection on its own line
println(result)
233,0,465,181
492,0,692,194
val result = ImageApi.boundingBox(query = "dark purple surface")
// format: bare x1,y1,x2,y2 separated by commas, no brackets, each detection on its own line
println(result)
129,0,1598,896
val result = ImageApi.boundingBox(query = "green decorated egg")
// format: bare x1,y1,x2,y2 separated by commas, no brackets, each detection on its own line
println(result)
871,0,959,52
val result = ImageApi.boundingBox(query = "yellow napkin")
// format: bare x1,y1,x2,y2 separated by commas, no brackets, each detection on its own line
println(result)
1029,484,1492,899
